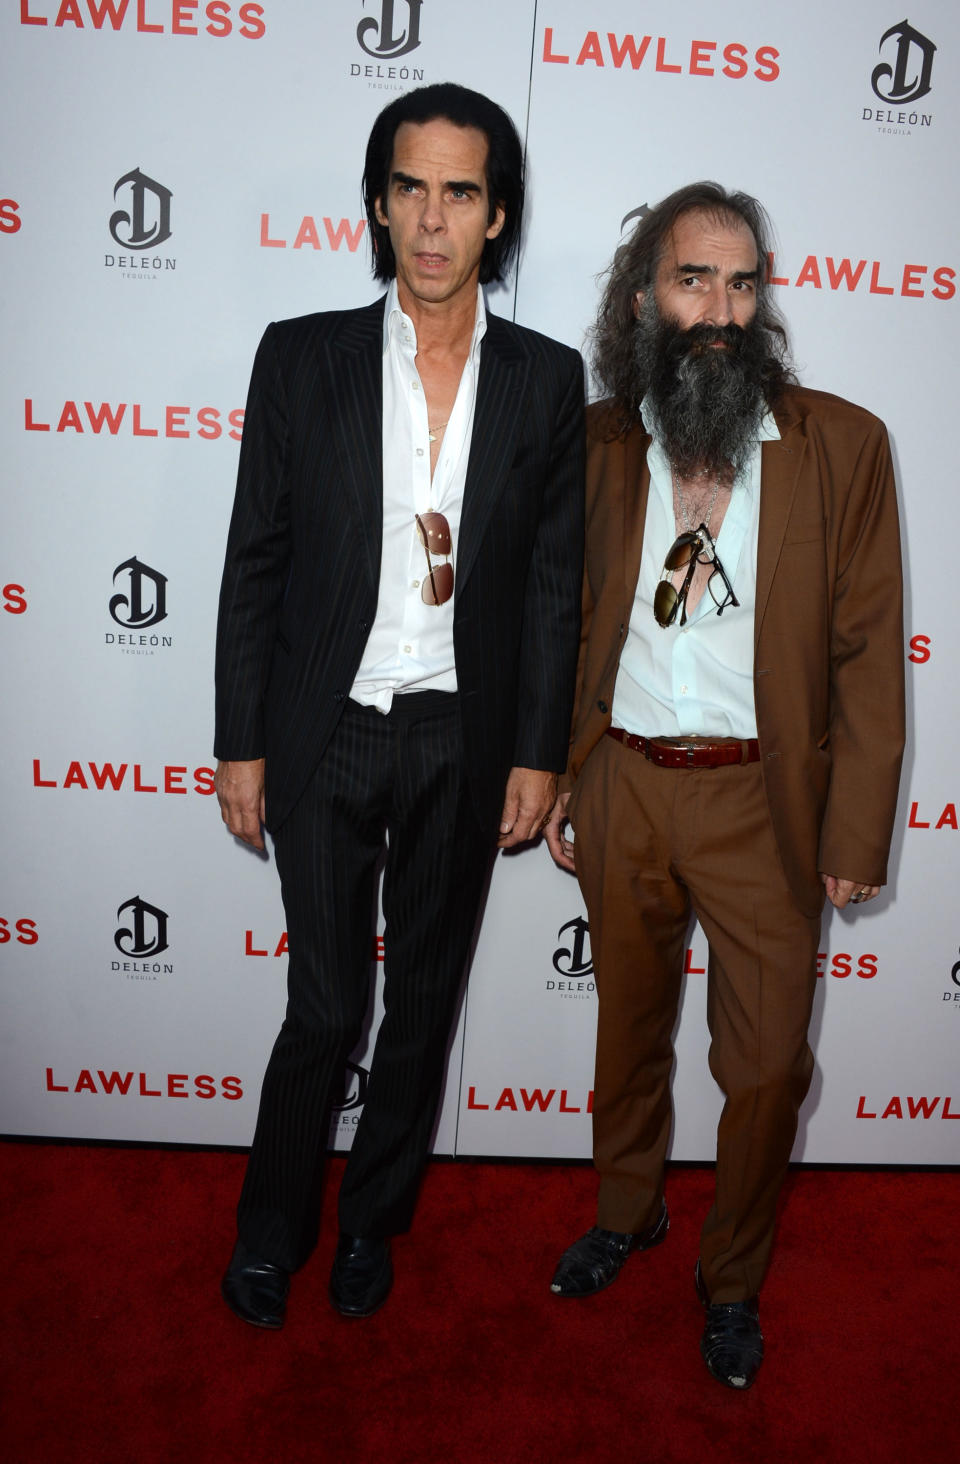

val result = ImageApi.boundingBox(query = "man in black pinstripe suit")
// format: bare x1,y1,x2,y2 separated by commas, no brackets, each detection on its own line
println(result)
214,84,584,1328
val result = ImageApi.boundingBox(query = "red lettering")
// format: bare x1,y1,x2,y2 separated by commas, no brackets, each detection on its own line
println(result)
908,634,931,664
196,406,222,439
237,3,265,39
881,1096,903,1119
193,766,216,795
467,1086,489,1110
3,584,27,614
816,952,827,978
32,759,57,788
0,198,22,233
133,764,158,792
520,1088,555,1112
494,1087,518,1111
323,217,366,253
576,30,604,66
831,953,851,979
245,930,268,956
167,1074,189,1097
164,765,187,793
46,1067,69,1092
221,1075,243,1100
136,0,162,33
16,918,39,945
132,404,158,437
766,251,789,287
86,0,129,26
260,213,285,248
56,0,85,28
171,0,196,33
76,1069,98,1093
194,1074,216,1099
654,36,680,73
607,32,650,69
24,399,50,431
274,933,288,957
165,405,190,438
88,761,128,790
901,263,927,298
856,1096,877,1118
908,802,930,828
587,1089,593,1114
754,45,780,81
942,1097,960,1119
869,261,894,296
857,954,878,980
373,935,385,961
684,948,705,975
721,42,748,78
63,760,89,789
97,1070,133,1094
542,26,569,63
205,1,231,37
293,216,322,250
796,255,822,289
932,266,956,301
558,1090,580,1113
84,400,126,434
57,400,83,432
936,804,958,830
21,2,48,24
228,408,244,440
689,39,715,75
907,1095,940,1118
825,257,866,291
138,1072,162,1096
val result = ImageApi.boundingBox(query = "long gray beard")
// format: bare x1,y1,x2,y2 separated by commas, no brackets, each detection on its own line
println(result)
635,294,770,478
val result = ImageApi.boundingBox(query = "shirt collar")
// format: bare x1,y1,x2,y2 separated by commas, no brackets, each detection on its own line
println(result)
383,279,487,359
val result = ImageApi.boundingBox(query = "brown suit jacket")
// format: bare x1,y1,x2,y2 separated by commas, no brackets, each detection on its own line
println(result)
564,386,905,918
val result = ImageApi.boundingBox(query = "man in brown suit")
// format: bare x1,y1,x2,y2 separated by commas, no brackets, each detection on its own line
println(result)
544,182,904,1389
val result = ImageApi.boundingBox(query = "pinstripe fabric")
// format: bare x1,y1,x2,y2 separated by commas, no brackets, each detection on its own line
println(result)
237,697,490,1270
217,298,585,1269
214,298,586,838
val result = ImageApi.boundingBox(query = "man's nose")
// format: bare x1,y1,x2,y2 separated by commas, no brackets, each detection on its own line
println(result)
702,284,732,326
418,194,445,232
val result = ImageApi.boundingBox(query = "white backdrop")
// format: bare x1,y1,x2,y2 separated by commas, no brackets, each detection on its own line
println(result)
2,0,957,1164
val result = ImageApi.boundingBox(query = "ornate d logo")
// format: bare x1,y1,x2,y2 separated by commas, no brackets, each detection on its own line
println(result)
109,556,168,630
951,948,960,987
357,0,422,59
115,896,169,958
552,917,593,978
109,168,173,251
333,1061,370,1111
871,19,936,105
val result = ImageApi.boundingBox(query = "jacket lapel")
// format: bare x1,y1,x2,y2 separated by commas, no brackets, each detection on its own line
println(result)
755,395,807,644
323,299,385,594
621,423,652,620
457,313,531,590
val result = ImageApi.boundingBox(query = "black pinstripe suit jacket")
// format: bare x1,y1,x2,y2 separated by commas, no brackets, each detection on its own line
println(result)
214,297,585,836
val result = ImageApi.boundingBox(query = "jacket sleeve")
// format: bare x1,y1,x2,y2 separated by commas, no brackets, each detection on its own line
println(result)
511,348,586,771
214,324,291,762
818,415,905,884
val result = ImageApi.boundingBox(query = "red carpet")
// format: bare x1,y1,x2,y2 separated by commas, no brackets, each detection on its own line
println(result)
4,1141,956,1464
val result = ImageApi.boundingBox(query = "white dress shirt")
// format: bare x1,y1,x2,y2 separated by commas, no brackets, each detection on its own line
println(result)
350,281,487,712
611,398,781,738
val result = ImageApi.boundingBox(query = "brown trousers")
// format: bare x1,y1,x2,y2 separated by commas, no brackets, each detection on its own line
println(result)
569,733,822,1303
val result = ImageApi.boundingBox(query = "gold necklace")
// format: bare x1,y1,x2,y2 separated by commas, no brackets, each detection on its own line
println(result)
428,420,449,444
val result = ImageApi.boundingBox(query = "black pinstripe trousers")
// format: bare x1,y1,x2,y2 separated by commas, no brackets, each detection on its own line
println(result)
236,693,493,1272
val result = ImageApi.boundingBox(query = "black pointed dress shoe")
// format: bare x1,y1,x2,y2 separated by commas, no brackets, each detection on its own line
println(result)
550,1202,669,1297
329,1233,393,1318
221,1239,290,1330
695,1260,764,1390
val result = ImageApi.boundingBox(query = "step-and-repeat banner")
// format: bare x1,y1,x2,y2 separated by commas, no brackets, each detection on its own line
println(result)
2,1,957,1164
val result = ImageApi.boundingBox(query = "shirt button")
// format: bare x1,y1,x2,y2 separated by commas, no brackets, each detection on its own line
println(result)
403,645,412,654
680,685,688,695
416,448,424,457
412,579,420,589
411,381,419,391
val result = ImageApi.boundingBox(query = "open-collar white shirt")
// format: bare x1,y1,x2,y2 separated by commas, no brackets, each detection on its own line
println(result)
350,280,487,712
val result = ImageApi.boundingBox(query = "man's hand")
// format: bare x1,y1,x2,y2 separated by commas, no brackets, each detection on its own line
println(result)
822,874,880,909
215,758,266,850
544,791,575,872
498,767,558,849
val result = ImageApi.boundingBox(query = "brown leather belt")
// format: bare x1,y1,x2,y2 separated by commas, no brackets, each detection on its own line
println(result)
605,728,760,769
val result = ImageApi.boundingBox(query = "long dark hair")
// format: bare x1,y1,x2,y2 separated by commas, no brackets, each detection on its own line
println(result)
362,82,524,285
592,181,795,428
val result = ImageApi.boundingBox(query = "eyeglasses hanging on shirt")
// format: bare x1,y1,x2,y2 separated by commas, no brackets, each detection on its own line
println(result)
654,522,739,629
415,512,453,607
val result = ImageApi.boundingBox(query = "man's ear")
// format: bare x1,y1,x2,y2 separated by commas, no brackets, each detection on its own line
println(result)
632,290,644,320
374,196,388,227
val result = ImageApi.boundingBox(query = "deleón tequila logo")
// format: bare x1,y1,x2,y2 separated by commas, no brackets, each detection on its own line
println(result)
115,896,169,958
871,19,936,105
109,168,173,251
109,557,168,630
552,917,593,978
357,0,422,59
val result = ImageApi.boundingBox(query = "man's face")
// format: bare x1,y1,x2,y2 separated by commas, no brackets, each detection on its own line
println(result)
375,118,505,312
644,209,759,336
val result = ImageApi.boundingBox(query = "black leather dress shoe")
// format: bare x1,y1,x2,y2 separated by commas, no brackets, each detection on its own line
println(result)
550,1202,669,1297
329,1233,393,1318
221,1239,290,1330
695,1260,764,1389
